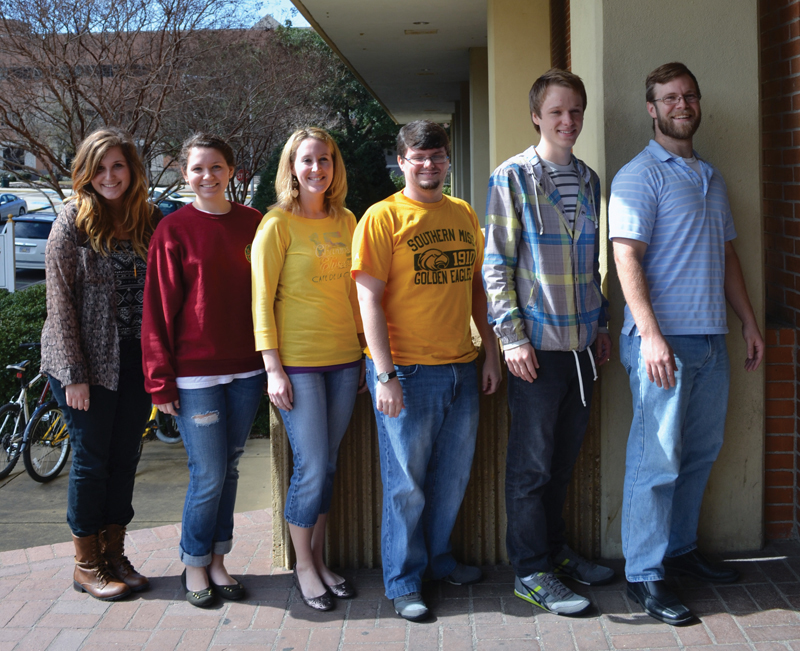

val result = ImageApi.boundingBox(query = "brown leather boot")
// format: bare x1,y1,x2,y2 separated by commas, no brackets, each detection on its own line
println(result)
73,533,131,601
101,524,150,592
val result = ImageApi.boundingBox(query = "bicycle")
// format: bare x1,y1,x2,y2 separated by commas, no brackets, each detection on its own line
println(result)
143,404,182,444
22,398,70,483
0,343,52,480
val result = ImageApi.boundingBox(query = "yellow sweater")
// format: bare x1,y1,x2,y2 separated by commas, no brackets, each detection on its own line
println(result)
251,207,363,366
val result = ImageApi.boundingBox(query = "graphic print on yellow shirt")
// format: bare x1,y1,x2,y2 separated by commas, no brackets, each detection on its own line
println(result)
251,208,363,367
351,192,483,366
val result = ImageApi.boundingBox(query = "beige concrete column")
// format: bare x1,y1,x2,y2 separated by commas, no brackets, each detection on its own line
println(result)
571,0,765,557
469,47,491,223
487,0,550,170
455,82,472,204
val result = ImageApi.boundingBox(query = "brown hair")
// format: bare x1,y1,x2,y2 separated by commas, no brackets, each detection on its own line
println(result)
275,128,348,218
528,68,588,133
645,62,701,103
179,133,236,170
396,120,450,158
70,127,153,258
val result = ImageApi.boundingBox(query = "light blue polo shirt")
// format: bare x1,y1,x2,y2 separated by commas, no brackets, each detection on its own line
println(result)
609,140,737,336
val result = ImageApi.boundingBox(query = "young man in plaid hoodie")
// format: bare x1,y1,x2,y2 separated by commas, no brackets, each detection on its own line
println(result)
483,68,613,616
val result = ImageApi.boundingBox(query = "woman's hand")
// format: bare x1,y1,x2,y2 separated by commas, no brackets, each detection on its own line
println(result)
156,401,180,416
262,349,293,411
65,383,91,411
267,368,294,411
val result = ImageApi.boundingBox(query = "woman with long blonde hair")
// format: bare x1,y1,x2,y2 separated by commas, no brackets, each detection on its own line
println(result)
252,127,365,611
41,127,159,601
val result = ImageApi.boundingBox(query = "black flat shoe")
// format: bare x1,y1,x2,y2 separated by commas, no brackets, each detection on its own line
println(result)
326,578,356,599
627,580,694,626
293,566,334,611
209,577,246,601
181,569,216,609
663,549,739,583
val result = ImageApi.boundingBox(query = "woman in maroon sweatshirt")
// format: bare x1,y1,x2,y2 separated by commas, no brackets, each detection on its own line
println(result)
142,134,264,608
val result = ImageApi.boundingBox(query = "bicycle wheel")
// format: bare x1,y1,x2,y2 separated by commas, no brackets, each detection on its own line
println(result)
0,403,24,480
154,411,182,444
23,400,71,483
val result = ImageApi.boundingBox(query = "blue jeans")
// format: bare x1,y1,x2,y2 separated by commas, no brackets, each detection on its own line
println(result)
620,333,730,582
278,366,360,527
50,350,151,537
175,373,264,566
505,349,595,576
366,358,479,600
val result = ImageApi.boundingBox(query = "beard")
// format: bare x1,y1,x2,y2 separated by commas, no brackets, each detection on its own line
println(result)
417,178,442,190
655,107,701,140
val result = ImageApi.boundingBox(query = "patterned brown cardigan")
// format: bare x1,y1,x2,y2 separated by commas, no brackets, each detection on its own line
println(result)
40,202,160,391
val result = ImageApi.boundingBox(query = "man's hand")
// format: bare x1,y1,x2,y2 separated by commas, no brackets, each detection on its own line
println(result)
742,321,764,372
505,343,539,382
594,333,612,366
482,343,502,395
641,332,676,389
375,377,404,417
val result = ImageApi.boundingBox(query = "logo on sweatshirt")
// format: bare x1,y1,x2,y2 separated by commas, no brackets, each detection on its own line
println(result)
244,243,252,263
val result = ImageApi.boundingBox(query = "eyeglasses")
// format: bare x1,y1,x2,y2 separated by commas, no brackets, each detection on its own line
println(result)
652,93,701,106
402,155,449,166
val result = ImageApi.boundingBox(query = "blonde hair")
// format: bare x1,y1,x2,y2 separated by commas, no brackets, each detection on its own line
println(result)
70,127,154,257
275,128,347,218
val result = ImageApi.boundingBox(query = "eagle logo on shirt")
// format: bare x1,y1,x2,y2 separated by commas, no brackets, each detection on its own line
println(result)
417,249,449,270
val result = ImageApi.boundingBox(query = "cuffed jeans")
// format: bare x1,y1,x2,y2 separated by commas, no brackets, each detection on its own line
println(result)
366,358,479,600
620,333,730,582
505,348,595,576
278,366,360,527
175,373,264,567
50,342,152,538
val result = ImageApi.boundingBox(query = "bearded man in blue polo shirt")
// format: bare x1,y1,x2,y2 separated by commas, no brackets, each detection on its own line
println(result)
609,62,764,627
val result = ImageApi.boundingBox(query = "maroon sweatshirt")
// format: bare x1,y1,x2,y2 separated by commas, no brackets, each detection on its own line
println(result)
142,202,263,404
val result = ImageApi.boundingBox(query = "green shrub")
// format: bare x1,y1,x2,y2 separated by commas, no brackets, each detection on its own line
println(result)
0,285,47,404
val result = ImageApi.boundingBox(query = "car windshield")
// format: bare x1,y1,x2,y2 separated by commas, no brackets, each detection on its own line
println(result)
14,221,52,239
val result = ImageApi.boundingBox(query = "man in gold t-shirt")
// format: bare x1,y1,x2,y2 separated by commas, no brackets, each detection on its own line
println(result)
352,120,501,622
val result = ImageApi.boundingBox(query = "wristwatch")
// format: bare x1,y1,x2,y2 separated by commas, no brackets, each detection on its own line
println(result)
377,370,398,383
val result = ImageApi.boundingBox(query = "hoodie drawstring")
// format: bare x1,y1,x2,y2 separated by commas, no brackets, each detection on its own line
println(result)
572,348,598,407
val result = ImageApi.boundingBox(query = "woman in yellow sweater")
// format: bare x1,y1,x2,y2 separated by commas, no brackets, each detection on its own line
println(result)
251,128,364,611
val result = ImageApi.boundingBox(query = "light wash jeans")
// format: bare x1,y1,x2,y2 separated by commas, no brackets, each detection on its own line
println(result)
366,358,479,600
620,333,729,582
278,366,360,527
175,373,264,567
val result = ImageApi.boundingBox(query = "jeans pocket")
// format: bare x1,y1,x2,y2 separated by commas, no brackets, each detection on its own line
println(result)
394,364,420,378
620,335,632,374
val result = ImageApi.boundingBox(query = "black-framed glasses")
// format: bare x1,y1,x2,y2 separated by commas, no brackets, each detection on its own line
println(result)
402,154,449,166
652,93,701,106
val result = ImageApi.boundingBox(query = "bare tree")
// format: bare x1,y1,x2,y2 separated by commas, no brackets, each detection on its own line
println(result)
0,0,255,200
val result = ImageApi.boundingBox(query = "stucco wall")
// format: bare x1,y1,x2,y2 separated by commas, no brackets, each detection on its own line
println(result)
572,0,765,557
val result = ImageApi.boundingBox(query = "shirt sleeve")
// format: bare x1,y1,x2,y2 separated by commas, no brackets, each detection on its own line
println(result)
141,223,184,404
608,165,658,244
590,172,609,329
43,209,88,385
251,211,288,351
482,165,530,348
345,212,364,333
351,207,394,282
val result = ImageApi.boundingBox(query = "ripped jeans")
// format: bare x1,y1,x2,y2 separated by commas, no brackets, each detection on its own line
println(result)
174,373,264,566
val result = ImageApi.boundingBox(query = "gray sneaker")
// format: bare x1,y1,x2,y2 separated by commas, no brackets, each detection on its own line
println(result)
442,563,482,586
552,545,615,586
393,592,429,621
514,572,590,615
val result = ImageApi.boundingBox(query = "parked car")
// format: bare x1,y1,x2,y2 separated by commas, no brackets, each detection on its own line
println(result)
0,193,28,219
9,211,57,270
156,197,187,216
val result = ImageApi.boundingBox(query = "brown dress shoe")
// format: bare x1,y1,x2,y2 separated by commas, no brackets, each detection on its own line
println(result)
101,524,150,592
72,533,131,601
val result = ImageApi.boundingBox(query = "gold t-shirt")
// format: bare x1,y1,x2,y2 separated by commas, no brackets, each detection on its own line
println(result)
351,192,483,366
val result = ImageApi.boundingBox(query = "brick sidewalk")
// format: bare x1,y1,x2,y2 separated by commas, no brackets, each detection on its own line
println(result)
2,510,800,650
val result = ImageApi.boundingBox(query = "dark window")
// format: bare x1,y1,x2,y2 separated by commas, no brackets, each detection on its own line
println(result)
14,221,53,239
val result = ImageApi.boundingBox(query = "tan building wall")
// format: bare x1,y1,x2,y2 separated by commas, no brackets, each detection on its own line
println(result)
571,0,765,556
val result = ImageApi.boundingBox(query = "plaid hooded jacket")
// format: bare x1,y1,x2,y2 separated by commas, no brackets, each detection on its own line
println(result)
482,146,609,352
